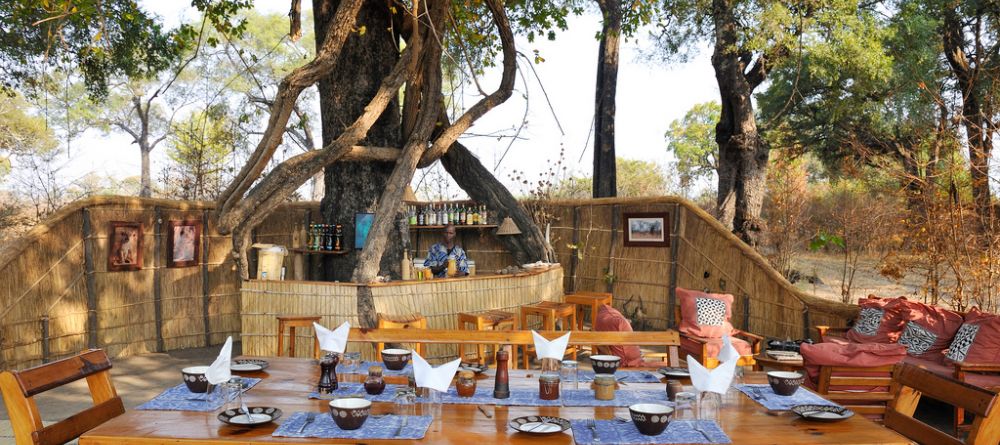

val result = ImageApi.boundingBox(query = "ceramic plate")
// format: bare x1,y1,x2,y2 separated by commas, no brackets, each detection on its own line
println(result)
231,359,269,372
658,367,690,378
509,416,571,434
791,404,854,422
459,362,488,374
217,406,282,426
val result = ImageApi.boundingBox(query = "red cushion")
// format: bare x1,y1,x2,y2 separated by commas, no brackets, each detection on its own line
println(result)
895,300,964,358
800,342,907,389
594,304,643,367
944,307,1000,365
677,287,734,339
845,296,911,344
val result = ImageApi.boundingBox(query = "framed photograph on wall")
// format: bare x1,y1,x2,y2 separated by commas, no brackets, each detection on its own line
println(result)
167,220,202,268
108,221,143,271
354,212,375,250
623,212,670,247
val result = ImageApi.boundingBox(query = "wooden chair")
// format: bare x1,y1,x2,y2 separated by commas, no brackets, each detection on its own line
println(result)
0,349,125,445
376,313,427,360
813,364,895,422
675,306,761,368
276,315,321,359
457,310,516,364
564,291,613,354
519,301,578,369
885,362,1000,445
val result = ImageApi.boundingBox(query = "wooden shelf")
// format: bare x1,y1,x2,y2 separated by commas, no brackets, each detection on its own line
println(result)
289,248,351,255
408,224,497,230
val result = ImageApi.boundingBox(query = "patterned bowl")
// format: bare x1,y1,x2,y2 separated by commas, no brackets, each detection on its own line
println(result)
181,366,213,393
328,398,372,430
590,355,621,374
381,349,411,371
767,371,804,396
629,403,673,436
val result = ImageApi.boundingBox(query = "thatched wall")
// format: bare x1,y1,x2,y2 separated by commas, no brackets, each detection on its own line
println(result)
0,195,856,370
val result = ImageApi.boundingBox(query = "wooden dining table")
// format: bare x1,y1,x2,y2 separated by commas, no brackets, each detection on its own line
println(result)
79,356,910,445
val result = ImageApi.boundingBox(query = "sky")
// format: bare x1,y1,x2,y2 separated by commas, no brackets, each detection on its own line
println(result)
60,1,719,199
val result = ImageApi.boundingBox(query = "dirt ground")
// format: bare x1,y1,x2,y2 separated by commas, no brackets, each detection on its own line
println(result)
788,252,927,305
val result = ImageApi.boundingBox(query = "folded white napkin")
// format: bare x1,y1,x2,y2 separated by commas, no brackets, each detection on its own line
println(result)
206,336,233,385
687,335,740,395
412,351,461,393
313,321,350,353
531,330,571,361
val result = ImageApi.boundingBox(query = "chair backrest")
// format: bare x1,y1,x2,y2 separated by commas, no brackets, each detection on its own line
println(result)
886,362,1000,445
0,349,125,445
376,313,428,359
815,364,895,422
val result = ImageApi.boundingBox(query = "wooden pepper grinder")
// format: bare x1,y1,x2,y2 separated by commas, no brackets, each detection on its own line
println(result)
318,352,340,393
493,349,510,399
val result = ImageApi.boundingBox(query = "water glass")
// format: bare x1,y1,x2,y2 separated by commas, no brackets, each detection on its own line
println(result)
560,360,579,391
675,392,697,420
420,388,443,427
393,387,417,417
222,378,244,412
699,392,722,421
343,351,362,374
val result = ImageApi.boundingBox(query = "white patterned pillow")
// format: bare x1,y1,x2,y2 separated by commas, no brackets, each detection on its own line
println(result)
945,323,980,362
695,297,727,326
852,308,884,337
898,322,937,356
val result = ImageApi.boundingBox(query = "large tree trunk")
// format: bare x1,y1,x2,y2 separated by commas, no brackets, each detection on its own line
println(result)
711,0,769,246
592,0,621,198
314,0,402,282
140,145,152,197
441,142,554,263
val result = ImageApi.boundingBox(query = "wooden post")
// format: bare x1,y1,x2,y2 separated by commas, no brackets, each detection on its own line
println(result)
82,207,98,349
742,293,751,332
40,316,49,363
667,204,681,328
606,205,620,294
153,207,164,352
802,306,811,341
568,206,580,293
202,210,211,346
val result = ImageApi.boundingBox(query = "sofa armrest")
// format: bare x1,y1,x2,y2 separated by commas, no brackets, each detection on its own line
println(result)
815,325,850,343
951,361,1000,373
732,329,763,354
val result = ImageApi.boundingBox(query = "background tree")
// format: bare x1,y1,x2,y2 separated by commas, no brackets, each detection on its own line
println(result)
666,101,720,193
162,107,241,200
553,157,674,198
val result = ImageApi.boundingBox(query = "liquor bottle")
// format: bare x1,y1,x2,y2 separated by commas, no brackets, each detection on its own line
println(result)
324,224,334,251
458,206,465,225
408,206,416,225
438,205,446,226
428,204,437,226
448,204,455,224
306,224,315,250
471,205,479,225
480,205,488,225
334,224,343,251
418,207,425,226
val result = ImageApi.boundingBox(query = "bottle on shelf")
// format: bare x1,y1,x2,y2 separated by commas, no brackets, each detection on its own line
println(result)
480,205,488,225
459,206,466,225
408,206,416,225
418,206,425,226
428,204,437,226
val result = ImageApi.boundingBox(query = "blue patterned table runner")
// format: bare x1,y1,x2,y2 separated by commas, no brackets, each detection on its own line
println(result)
578,370,662,383
570,419,731,444
735,384,840,411
136,378,262,412
274,412,432,440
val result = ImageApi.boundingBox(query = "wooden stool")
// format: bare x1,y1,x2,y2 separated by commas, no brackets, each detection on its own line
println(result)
519,301,577,368
277,315,322,359
457,310,516,364
377,313,427,360
564,291,613,354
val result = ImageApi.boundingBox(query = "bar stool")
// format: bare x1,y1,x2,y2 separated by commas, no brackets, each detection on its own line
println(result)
376,313,427,360
276,315,322,359
457,310,516,364
564,291,613,354
519,301,577,368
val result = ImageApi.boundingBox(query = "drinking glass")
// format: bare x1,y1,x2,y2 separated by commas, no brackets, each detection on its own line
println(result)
699,392,721,421
393,387,417,417
343,351,362,375
560,360,579,391
675,392,697,420
726,366,746,404
222,377,244,412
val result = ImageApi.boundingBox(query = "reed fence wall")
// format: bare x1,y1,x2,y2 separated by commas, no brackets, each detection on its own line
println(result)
0,195,857,370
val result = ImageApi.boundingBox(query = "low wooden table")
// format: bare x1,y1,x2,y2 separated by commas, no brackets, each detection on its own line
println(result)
80,356,908,445
753,354,805,372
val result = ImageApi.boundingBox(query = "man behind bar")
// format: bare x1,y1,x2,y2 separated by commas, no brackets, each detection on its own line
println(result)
424,224,469,277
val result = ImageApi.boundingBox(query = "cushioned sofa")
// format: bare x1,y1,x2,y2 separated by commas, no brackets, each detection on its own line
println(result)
810,296,1000,431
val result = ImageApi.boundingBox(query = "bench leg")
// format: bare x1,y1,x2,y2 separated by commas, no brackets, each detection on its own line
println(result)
289,326,297,357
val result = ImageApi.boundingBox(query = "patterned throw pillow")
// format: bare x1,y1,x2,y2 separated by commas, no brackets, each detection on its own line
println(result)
852,308,884,336
695,297,727,326
898,321,938,356
945,323,980,362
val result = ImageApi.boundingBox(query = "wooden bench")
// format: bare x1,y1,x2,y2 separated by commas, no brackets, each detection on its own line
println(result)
0,349,125,445
348,328,682,368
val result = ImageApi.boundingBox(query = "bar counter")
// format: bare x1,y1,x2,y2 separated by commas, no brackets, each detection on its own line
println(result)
241,265,563,360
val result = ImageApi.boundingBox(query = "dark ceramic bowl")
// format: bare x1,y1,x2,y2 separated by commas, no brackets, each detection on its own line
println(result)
181,366,213,393
629,403,673,436
590,355,621,374
767,371,804,396
381,348,411,371
328,398,372,430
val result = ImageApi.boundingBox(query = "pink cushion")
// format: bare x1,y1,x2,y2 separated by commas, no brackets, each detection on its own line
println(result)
845,296,911,344
944,307,1000,365
677,287,734,339
594,304,643,367
800,342,906,389
895,300,964,357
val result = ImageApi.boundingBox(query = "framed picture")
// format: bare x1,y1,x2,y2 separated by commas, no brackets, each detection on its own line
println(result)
623,212,670,247
108,221,143,271
167,220,202,268
354,212,375,250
